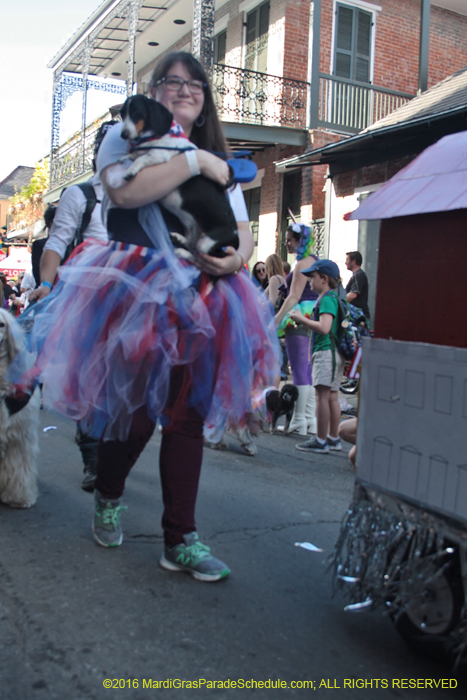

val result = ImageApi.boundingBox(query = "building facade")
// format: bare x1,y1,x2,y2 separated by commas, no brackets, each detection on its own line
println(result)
46,0,467,272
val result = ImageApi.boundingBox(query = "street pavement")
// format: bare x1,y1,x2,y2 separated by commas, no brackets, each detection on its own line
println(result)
0,405,464,699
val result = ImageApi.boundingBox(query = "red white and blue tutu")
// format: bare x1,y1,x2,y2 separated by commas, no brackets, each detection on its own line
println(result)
18,239,280,442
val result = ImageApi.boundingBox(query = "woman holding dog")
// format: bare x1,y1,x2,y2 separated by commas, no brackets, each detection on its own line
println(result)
275,224,318,436
18,52,278,582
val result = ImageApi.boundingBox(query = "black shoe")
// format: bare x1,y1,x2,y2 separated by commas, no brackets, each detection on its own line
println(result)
81,465,97,493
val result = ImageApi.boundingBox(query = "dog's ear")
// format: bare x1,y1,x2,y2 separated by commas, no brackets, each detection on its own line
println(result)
119,98,129,119
147,100,173,136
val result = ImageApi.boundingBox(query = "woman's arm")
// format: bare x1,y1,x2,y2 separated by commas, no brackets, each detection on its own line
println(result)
29,250,62,302
101,150,231,209
275,261,308,325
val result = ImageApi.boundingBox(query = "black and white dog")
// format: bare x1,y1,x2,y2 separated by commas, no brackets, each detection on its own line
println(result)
119,95,239,259
265,383,299,434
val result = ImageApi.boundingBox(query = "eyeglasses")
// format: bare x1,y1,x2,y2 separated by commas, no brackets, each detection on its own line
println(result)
156,76,206,94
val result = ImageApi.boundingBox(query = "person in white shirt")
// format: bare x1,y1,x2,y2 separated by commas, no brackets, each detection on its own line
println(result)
28,122,116,492
29,122,116,304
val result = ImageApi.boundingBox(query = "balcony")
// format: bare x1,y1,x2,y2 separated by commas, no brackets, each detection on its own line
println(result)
50,118,107,191
49,67,310,191
49,69,415,191
212,64,309,130
314,74,415,134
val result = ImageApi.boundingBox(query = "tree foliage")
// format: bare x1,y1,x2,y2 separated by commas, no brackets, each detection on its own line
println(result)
9,160,49,230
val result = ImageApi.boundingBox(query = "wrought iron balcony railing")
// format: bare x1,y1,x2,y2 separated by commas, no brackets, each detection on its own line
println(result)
212,64,309,129
316,74,414,134
49,70,414,190
49,69,310,190
50,118,108,190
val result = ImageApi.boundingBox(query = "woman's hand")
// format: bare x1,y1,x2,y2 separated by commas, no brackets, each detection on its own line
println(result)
29,286,51,303
196,247,243,277
196,151,231,187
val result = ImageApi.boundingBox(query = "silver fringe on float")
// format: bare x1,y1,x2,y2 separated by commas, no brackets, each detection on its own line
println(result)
330,483,467,668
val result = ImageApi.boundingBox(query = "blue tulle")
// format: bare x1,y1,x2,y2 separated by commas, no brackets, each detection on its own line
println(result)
17,239,280,442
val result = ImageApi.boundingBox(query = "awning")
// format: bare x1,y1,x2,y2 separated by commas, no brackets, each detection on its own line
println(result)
7,219,43,241
0,253,31,278
347,131,467,221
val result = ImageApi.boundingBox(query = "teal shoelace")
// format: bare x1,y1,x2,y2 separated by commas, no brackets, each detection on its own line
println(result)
177,541,211,565
98,503,127,528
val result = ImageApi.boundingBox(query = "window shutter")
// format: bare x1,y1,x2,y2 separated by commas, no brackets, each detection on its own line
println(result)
215,30,227,64
335,5,353,79
245,2,269,73
334,3,372,83
355,11,371,83
259,3,269,38
246,10,257,48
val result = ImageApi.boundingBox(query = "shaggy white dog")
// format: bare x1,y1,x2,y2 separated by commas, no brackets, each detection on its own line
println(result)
0,309,40,508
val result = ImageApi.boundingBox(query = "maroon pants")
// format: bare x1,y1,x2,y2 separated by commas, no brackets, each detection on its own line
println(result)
94,369,205,547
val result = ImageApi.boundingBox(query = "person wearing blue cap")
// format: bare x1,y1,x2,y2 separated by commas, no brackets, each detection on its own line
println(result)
288,259,344,454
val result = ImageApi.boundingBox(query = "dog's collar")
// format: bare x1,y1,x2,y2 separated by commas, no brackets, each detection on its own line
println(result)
130,120,189,151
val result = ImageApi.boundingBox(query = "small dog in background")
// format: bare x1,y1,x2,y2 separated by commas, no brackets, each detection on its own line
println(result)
119,95,239,259
0,310,40,508
266,383,299,434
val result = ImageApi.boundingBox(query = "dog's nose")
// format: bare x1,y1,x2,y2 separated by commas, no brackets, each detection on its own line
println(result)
121,129,129,140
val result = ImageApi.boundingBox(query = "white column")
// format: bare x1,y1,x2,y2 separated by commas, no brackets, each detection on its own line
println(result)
192,0,215,74
81,41,91,172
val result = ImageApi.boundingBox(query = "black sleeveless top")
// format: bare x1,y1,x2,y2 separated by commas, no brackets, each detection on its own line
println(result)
107,205,184,248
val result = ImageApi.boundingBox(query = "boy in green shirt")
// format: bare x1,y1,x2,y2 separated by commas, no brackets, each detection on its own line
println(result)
289,259,344,454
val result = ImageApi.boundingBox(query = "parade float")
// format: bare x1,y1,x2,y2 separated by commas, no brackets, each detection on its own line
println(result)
332,130,467,666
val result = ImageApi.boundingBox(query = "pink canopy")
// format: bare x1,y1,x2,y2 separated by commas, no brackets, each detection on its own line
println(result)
348,131,467,221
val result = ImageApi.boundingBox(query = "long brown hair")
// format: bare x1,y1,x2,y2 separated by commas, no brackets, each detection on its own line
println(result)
149,51,227,153
265,254,285,279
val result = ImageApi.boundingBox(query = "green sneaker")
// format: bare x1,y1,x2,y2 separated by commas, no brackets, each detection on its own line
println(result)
160,532,230,582
92,490,127,548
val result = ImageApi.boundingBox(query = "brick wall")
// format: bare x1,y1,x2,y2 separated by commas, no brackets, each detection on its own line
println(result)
429,6,467,87
320,0,334,74
253,143,300,255
332,154,417,197
250,129,341,256
301,129,341,220
283,0,310,82
372,0,467,93
317,0,467,94
134,0,467,251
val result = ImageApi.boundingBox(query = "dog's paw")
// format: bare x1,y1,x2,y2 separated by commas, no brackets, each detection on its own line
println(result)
174,249,195,263
1,497,36,508
170,232,189,248
123,171,136,181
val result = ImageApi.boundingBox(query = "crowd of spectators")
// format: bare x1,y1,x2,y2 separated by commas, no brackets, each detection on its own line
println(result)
251,240,369,460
